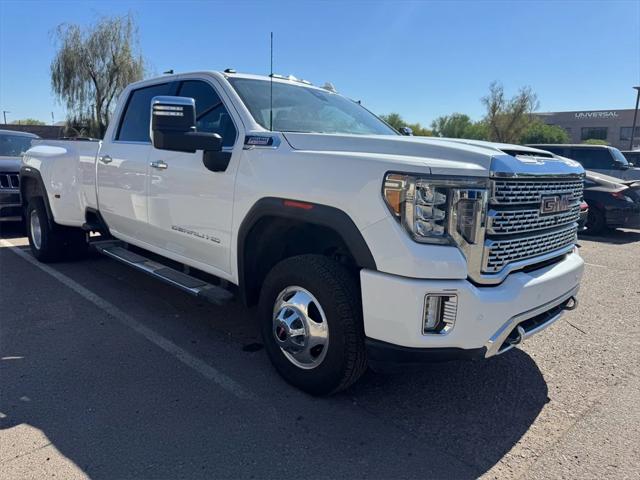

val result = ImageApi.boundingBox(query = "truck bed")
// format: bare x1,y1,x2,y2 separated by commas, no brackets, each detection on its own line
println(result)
23,139,101,227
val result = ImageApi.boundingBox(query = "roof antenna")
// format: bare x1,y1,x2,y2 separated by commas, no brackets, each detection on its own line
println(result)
269,32,274,132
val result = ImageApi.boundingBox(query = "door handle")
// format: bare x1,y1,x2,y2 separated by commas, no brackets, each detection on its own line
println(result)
99,155,113,164
150,160,168,170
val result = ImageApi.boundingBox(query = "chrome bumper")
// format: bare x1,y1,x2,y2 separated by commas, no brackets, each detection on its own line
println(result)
484,284,579,358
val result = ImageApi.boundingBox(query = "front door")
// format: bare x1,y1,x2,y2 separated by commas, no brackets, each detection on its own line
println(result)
146,78,240,276
97,82,174,239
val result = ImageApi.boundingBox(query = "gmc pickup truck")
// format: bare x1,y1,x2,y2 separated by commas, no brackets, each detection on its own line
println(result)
21,71,585,395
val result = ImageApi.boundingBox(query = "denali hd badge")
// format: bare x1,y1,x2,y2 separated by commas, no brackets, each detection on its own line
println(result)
540,194,572,214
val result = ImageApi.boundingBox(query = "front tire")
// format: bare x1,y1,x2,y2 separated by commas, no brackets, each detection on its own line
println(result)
584,207,606,235
259,255,367,395
26,197,87,262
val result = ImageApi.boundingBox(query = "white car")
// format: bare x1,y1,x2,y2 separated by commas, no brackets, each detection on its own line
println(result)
21,71,585,394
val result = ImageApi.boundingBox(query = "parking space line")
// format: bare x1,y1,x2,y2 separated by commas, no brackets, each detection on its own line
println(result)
584,262,608,268
0,239,253,401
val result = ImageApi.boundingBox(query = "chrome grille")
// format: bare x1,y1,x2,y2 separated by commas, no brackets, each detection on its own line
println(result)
481,176,583,276
0,173,20,190
492,178,582,205
487,204,580,235
483,224,577,273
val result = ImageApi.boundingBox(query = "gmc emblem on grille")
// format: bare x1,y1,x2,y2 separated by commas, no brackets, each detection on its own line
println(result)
540,194,572,214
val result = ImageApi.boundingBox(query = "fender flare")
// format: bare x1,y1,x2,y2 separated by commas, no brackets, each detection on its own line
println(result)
237,197,377,304
19,167,55,228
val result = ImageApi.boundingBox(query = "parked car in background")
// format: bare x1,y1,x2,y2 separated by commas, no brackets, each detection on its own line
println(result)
0,129,39,222
621,150,640,166
582,171,640,234
528,144,640,181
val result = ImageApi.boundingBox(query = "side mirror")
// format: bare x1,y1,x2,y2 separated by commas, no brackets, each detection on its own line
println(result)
399,126,413,136
618,162,630,170
151,96,222,153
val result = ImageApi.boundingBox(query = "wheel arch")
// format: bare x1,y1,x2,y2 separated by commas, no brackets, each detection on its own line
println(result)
237,197,377,306
20,167,55,228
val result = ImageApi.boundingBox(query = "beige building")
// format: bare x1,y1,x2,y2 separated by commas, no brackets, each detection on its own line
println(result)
534,109,639,150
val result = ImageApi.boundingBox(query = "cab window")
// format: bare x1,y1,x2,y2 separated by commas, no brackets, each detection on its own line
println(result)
177,80,237,147
117,83,172,142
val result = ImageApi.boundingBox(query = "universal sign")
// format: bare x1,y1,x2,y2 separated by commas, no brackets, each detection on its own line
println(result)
574,111,619,119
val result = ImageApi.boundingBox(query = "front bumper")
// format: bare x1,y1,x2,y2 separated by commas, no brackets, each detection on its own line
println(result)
360,251,584,362
0,189,22,222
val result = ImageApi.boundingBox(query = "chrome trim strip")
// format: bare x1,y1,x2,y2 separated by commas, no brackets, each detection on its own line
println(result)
482,224,578,273
486,204,581,235
475,243,575,284
484,285,579,358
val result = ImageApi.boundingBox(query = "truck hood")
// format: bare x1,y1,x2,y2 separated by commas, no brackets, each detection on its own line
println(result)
0,156,22,172
282,132,583,177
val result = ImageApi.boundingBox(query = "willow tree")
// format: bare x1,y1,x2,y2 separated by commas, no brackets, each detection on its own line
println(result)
51,14,144,138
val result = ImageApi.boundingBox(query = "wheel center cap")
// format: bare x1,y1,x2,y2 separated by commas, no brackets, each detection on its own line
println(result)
273,307,307,352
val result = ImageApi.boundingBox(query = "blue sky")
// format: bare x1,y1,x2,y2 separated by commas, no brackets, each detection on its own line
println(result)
1,0,639,126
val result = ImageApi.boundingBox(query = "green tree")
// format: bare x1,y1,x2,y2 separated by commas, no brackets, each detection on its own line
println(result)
379,113,432,136
582,139,609,145
482,82,538,143
379,113,405,131
520,120,569,144
11,118,46,125
431,113,488,140
51,13,145,138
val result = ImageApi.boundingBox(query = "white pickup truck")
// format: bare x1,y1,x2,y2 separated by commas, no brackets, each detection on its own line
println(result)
21,71,585,395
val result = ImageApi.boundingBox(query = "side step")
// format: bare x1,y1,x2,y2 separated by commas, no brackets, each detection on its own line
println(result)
93,241,233,306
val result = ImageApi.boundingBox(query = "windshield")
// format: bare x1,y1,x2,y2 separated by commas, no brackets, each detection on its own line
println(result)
228,78,397,136
610,147,630,166
0,133,36,156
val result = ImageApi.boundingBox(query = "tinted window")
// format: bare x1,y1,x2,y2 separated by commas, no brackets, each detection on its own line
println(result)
117,83,172,142
569,148,614,169
580,127,607,141
610,148,629,166
538,145,565,155
0,133,36,156
620,126,640,141
229,78,396,135
178,80,236,147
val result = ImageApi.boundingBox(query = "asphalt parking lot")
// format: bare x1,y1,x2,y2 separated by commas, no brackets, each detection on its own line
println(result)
1,224,639,480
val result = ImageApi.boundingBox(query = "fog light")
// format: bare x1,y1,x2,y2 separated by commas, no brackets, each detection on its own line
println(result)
423,294,457,334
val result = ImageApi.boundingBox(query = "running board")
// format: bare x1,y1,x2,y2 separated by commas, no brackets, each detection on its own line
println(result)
93,242,233,306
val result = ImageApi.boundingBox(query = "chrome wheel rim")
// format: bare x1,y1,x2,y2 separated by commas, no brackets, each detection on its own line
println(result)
30,209,42,250
272,286,329,370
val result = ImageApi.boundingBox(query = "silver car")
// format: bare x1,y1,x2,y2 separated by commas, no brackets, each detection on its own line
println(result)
0,129,39,222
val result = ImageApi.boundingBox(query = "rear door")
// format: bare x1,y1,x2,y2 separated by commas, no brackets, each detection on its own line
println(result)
145,78,241,275
97,82,174,240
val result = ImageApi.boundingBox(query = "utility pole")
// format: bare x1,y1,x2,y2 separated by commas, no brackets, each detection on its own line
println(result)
2,110,9,124
51,112,55,125
630,86,640,151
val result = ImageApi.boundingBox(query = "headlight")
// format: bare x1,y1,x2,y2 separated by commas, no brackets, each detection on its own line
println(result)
383,173,488,245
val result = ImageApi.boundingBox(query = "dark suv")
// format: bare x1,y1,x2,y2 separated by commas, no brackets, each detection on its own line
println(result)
0,129,39,222
528,144,640,181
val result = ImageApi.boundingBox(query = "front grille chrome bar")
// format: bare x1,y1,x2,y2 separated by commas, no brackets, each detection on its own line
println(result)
483,224,578,273
487,204,580,235
491,178,582,205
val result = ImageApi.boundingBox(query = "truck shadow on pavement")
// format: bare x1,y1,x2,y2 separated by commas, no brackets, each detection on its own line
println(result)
0,222,25,239
0,243,547,478
0,336,546,478
344,350,548,476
